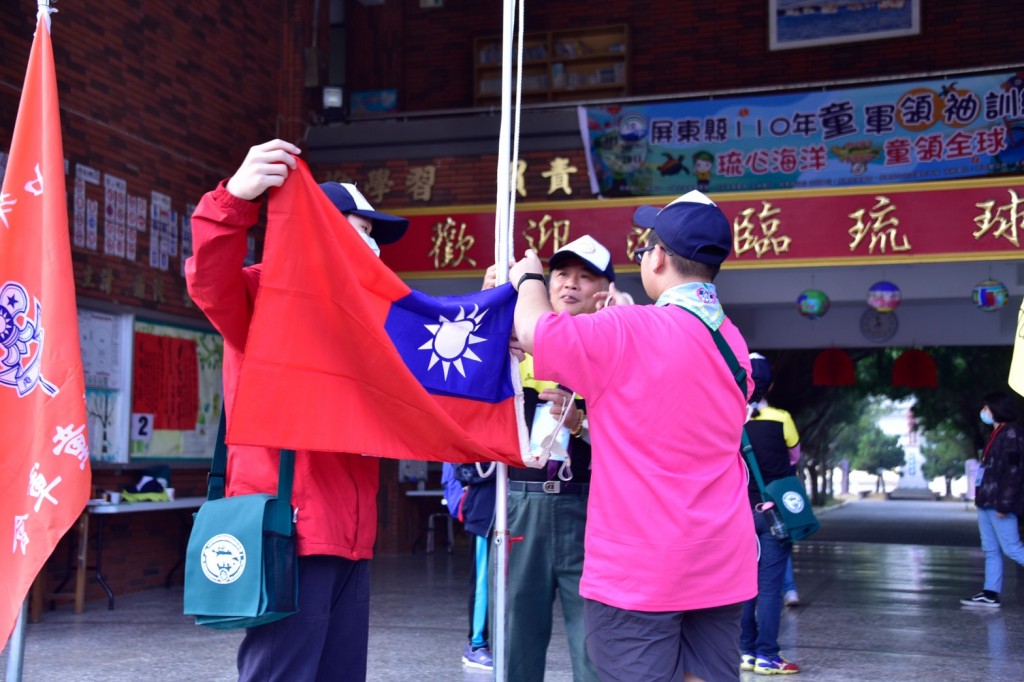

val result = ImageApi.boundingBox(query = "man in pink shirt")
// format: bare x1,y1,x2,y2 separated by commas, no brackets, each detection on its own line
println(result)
509,190,757,682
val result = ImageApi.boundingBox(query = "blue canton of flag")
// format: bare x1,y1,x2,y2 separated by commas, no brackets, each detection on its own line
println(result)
385,283,517,404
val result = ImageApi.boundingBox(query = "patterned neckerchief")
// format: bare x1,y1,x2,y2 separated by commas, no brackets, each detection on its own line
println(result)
656,282,725,331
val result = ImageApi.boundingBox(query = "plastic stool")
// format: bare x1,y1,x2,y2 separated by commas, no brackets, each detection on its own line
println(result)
426,512,455,554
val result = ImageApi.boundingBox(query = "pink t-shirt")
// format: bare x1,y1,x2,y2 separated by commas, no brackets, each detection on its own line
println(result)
534,304,758,611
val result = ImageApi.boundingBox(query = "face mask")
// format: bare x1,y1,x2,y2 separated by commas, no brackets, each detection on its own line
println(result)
357,229,380,257
980,409,995,426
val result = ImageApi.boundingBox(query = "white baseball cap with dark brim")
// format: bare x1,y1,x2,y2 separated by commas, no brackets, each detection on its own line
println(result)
319,182,410,245
547,234,615,282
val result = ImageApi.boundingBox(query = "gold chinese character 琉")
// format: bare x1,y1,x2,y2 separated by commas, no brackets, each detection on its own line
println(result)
512,160,527,198
428,217,477,269
974,189,1023,248
406,165,436,202
625,226,652,263
848,196,911,254
524,214,571,255
362,168,393,204
734,201,791,258
542,157,578,196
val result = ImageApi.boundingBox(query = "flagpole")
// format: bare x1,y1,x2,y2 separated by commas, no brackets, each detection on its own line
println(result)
3,601,27,682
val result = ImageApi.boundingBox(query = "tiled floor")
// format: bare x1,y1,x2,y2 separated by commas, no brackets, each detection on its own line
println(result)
3,499,1024,681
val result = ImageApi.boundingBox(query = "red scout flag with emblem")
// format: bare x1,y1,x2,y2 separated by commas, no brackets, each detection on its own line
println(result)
0,7,91,648
229,160,528,466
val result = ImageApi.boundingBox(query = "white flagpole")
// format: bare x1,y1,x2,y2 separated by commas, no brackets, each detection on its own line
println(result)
491,0,518,677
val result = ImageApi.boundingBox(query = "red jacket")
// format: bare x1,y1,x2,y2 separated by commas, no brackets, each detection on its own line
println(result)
185,183,378,560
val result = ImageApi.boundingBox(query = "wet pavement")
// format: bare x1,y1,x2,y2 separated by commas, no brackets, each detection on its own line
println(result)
3,498,1023,681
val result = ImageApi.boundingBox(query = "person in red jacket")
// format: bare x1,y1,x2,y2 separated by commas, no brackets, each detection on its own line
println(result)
185,139,409,682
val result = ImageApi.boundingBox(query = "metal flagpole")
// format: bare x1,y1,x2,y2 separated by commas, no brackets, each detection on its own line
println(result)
4,601,27,682
490,0,514,676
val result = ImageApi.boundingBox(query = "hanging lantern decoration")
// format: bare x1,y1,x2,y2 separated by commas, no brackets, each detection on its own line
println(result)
812,348,856,386
972,279,1009,312
797,289,830,320
892,349,938,389
867,281,901,312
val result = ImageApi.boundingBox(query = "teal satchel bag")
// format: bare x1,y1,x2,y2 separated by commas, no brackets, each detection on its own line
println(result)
183,413,298,629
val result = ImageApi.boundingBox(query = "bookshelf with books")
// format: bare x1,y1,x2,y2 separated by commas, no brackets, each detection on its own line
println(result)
473,24,629,106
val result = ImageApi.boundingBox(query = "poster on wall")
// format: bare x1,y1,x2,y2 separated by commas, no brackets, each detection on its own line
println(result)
130,320,223,459
769,0,921,51
578,70,1024,197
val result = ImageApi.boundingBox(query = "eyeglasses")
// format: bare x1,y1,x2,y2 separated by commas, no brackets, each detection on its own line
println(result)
634,245,656,266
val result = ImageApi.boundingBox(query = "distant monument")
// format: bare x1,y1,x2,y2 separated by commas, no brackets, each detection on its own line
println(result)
889,409,936,500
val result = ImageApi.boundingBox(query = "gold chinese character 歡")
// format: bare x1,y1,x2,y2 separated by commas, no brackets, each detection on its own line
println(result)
542,157,578,196
848,196,911,254
734,201,791,258
362,168,393,204
524,214,571,256
406,165,436,202
428,217,477,269
973,189,1023,247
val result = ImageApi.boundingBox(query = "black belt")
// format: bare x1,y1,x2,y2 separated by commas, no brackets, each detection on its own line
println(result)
508,480,589,495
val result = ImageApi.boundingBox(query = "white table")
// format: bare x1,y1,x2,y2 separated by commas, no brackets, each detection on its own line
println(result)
64,497,205,612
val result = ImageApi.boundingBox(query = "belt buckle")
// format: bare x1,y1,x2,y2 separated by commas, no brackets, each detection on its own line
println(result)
542,480,561,494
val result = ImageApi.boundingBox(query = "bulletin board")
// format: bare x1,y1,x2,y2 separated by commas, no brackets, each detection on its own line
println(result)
129,319,223,459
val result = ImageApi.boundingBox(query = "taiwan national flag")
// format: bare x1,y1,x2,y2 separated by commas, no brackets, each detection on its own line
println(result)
229,160,528,466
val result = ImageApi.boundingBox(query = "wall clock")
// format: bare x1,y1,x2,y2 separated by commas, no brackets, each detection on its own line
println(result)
860,308,898,343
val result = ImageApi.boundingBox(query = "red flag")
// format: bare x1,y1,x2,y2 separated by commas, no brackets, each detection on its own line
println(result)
229,161,527,466
0,9,91,648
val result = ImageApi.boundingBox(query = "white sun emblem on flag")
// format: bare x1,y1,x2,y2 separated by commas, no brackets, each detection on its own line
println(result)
419,305,488,379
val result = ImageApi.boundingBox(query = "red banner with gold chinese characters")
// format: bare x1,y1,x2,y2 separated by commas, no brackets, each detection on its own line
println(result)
380,176,1024,277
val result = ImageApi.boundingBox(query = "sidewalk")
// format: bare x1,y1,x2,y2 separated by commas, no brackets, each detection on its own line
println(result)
3,500,1023,681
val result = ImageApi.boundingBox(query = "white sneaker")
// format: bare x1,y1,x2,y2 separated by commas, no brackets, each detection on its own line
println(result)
783,590,800,606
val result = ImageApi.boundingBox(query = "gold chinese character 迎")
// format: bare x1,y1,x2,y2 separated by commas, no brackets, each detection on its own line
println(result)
362,168,393,204
848,196,911,254
733,201,791,258
406,165,437,202
428,217,477,269
542,157,578,196
524,214,571,255
625,226,652,263
974,189,1023,247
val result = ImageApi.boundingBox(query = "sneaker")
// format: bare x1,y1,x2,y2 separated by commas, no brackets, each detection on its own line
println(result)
783,590,800,607
754,655,800,675
461,642,494,670
740,653,756,671
960,591,1000,608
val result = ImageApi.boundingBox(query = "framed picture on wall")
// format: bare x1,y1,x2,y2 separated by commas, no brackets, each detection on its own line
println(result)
769,0,921,51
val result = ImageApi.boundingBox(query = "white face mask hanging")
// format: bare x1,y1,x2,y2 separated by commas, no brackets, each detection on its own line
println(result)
358,230,380,257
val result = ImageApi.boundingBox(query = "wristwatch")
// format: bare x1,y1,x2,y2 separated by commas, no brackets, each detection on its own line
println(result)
516,272,546,291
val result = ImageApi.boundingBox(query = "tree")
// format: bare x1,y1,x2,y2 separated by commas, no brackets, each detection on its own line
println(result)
921,421,973,497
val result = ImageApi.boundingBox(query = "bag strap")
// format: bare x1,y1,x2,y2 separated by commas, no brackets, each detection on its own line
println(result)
673,305,771,502
205,409,296,525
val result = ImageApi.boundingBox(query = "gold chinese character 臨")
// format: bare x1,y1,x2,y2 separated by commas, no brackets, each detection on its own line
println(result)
406,166,437,202
974,189,1023,247
734,201,791,258
428,217,477,269
542,157,578,196
362,168,393,204
848,196,911,254
524,214,571,255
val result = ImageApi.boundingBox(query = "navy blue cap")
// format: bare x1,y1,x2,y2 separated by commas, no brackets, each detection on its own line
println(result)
632,190,732,266
319,182,409,245
547,235,615,282
749,352,773,394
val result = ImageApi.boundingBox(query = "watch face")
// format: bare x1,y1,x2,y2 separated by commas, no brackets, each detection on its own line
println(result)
860,308,898,343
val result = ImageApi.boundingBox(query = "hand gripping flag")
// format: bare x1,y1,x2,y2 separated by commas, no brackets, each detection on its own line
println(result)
0,9,91,648
229,160,527,466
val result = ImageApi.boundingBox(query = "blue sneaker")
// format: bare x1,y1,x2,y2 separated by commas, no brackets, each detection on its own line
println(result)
462,642,494,670
754,654,799,675
740,652,756,671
